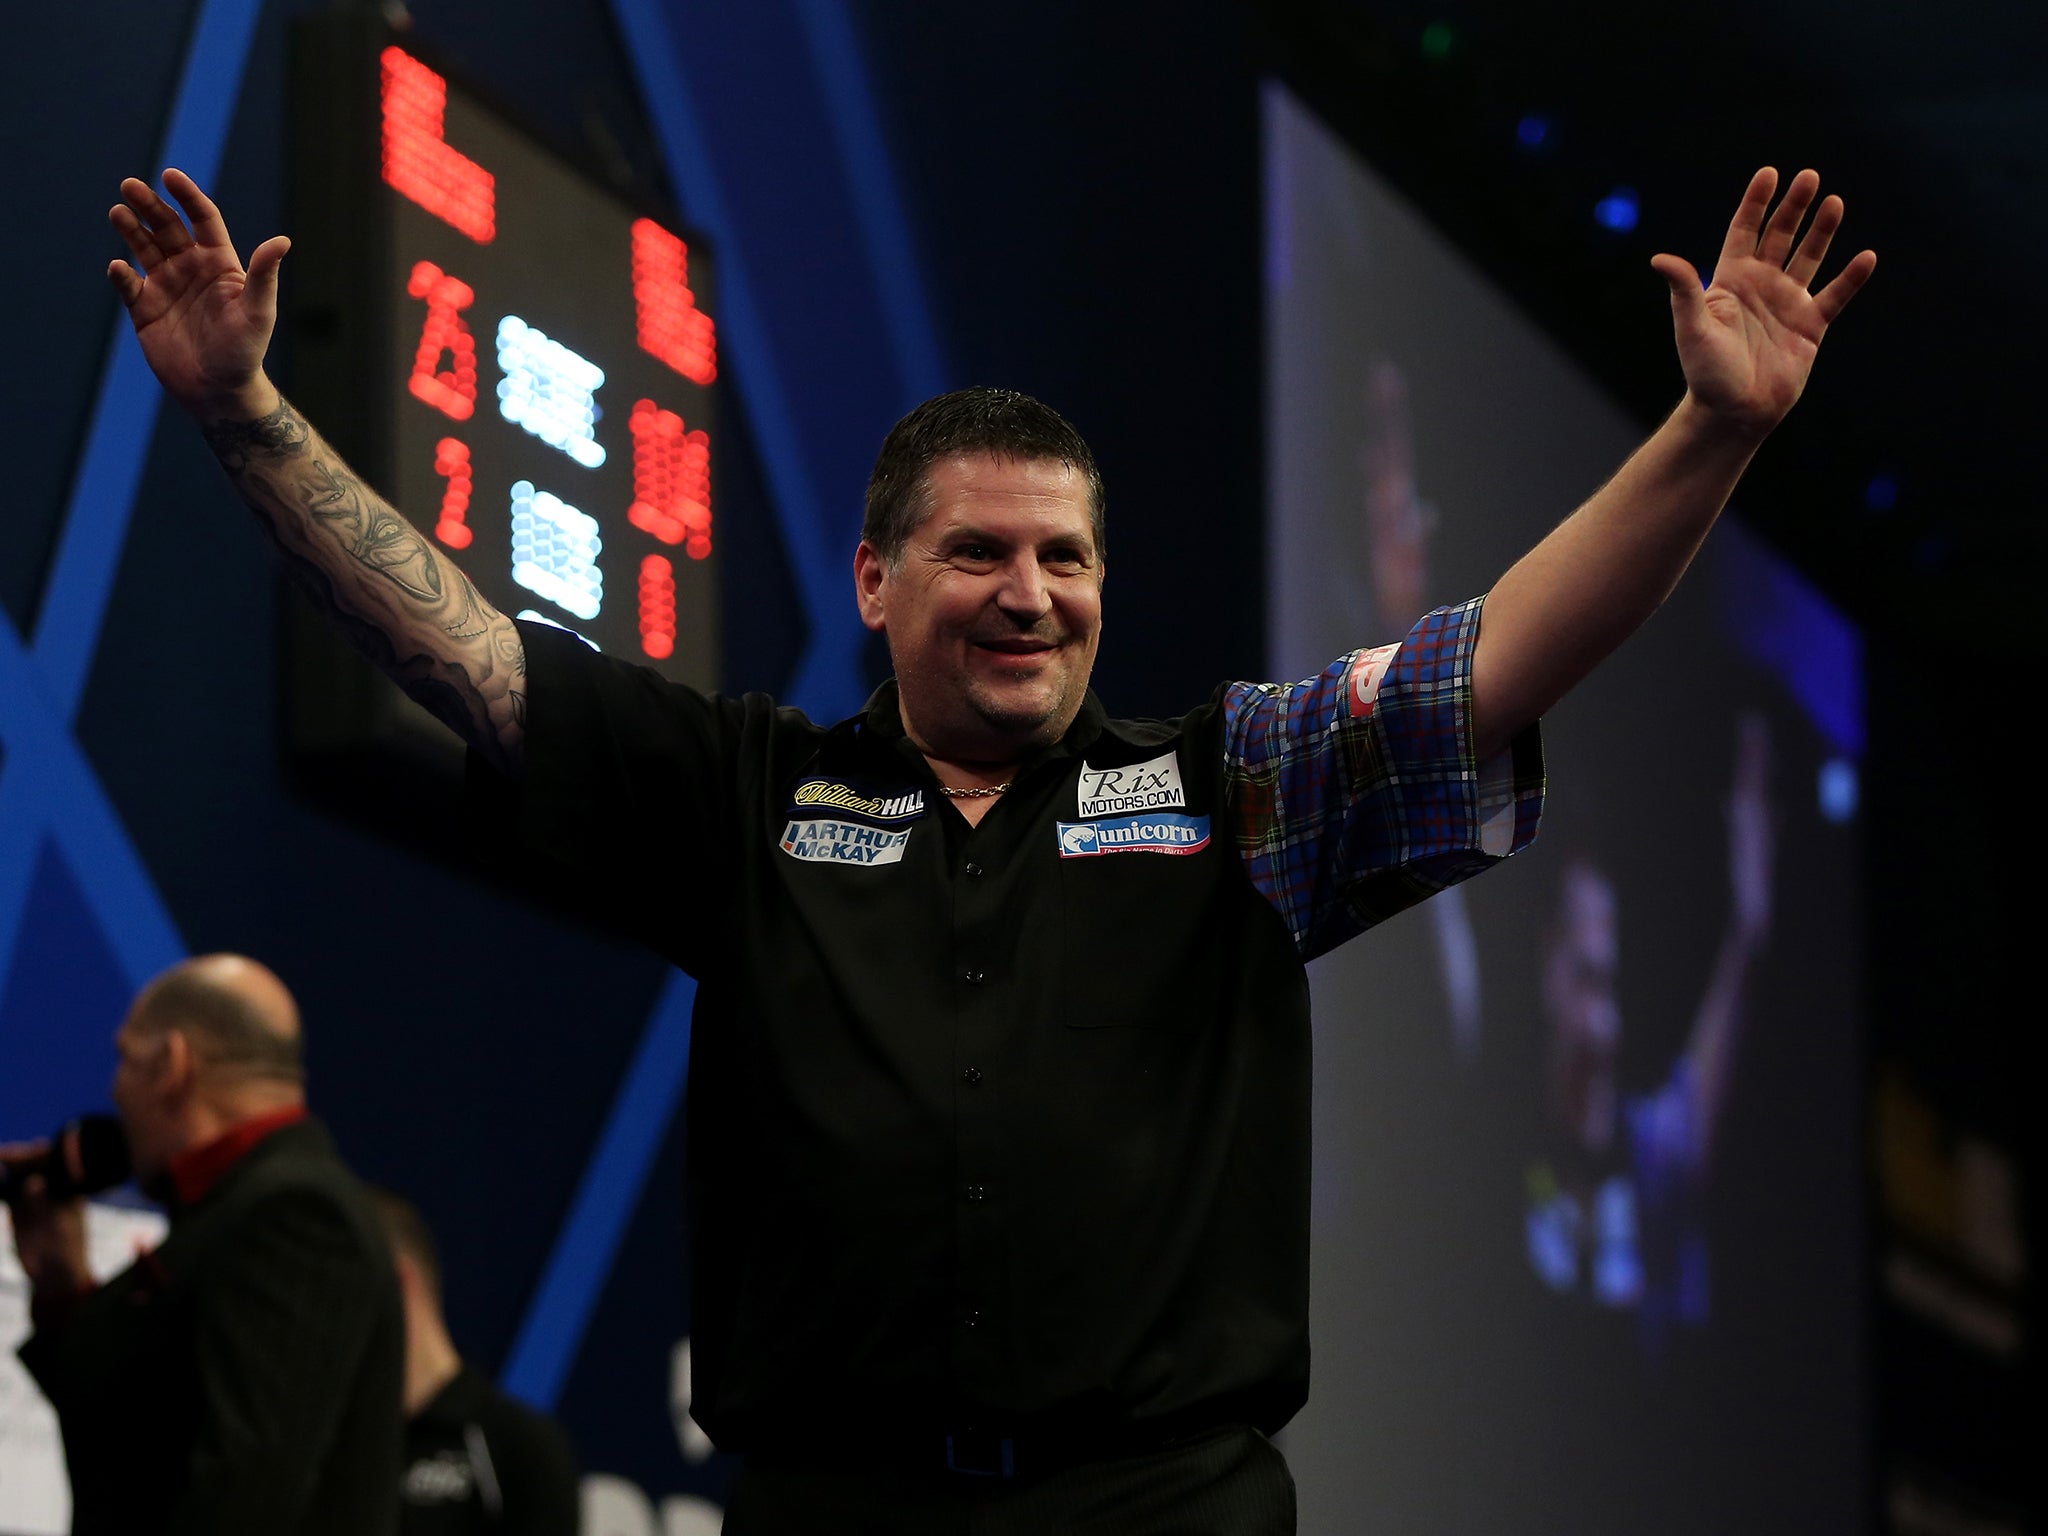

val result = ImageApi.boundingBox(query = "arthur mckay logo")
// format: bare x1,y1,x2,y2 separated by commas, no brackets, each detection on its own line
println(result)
1056,813,1210,859
780,818,913,866
1076,750,1186,820
790,778,926,824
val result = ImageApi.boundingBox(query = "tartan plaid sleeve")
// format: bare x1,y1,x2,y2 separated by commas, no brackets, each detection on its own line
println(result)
1220,596,1545,962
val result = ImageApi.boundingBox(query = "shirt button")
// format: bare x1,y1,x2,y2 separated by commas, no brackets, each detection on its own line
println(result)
964,1185,986,1203
961,1067,982,1086
964,861,984,878
963,968,987,985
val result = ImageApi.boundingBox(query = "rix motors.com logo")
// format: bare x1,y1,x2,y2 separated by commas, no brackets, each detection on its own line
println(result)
1075,749,1186,819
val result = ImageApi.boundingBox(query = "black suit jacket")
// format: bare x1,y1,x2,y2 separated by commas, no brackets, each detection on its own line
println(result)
17,1115,404,1536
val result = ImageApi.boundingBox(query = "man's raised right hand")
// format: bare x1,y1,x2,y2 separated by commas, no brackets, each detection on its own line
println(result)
107,169,528,775
110,168,287,420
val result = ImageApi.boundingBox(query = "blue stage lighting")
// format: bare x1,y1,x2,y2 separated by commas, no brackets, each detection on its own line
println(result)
1863,472,1899,512
1817,758,1859,824
1594,187,1639,233
1516,114,1550,151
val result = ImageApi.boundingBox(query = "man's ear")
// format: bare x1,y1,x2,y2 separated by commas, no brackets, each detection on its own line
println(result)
158,1029,197,1100
854,542,889,634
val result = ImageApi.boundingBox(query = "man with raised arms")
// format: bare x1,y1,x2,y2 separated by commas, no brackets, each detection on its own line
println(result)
102,165,1869,1535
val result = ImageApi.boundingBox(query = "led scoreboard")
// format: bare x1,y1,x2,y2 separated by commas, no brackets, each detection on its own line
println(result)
287,18,719,790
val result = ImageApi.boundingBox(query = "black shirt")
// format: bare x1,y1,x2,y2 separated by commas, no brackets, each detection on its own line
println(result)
490,610,1540,1453
400,1365,578,1536
16,1118,404,1536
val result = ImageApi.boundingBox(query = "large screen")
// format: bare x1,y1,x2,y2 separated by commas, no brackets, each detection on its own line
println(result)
287,19,721,776
1265,84,1865,1535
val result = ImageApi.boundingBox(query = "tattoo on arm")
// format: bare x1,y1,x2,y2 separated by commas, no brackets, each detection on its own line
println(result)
444,570,492,641
203,396,527,774
201,406,309,473
303,460,446,603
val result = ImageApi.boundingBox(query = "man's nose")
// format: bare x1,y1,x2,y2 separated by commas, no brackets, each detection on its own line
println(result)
995,555,1051,619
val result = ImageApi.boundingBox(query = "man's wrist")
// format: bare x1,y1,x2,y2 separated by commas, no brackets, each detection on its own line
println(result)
188,373,283,429
1670,389,1775,456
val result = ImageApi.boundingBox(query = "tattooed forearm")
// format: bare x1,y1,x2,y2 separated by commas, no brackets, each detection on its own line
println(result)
202,394,527,775
301,459,446,602
445,570,492,641
201,405,309,473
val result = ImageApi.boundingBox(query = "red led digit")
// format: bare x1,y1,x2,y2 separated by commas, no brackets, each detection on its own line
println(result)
639,555,677,660
381,48,496,243
627,400,714,559
432,437,474,548
406,261,478,422
631,219,717,385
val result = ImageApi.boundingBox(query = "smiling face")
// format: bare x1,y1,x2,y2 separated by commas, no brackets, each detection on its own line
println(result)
855,452,1104,766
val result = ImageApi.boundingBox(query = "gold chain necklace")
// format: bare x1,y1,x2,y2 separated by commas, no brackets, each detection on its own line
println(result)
938,781,1012,799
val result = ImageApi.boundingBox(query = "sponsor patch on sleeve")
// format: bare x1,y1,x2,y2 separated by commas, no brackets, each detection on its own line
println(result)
1345,643,1400,718
1076,749,1186,819
1056,813,1211,858
779,818,914,866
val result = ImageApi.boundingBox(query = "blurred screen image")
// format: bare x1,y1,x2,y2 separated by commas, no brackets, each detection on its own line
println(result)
1264,83,1865,1536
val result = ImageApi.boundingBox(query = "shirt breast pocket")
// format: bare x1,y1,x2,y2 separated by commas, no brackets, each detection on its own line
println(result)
1055,836,1224,1028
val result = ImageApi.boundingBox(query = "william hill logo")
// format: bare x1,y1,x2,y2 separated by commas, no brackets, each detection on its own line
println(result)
790,779,925,823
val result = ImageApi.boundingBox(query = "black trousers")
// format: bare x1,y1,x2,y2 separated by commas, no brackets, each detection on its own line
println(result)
721,1425,1296,1535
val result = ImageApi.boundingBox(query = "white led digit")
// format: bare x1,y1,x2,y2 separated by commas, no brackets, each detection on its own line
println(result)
509,480,604,621
495,316,606,468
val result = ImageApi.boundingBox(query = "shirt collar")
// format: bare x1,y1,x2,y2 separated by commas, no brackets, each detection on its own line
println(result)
167,1104,308,1208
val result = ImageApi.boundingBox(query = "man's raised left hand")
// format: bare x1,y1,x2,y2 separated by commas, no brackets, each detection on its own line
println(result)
1652,167,1876,441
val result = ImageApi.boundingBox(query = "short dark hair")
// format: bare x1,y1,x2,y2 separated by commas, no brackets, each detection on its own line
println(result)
862,387,1105,564
369,1187,443,1302
134,971,305,1084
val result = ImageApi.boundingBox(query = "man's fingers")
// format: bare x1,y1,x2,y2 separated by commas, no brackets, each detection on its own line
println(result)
106,259,147,308
244,234,291,311
120,177,196,256
1650,252,1706,326
1786,195,1844,289
162,167,236,253
1813,248,1877,326
109,203,161,271
1719,167,1779,268
1758,169,1821,269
